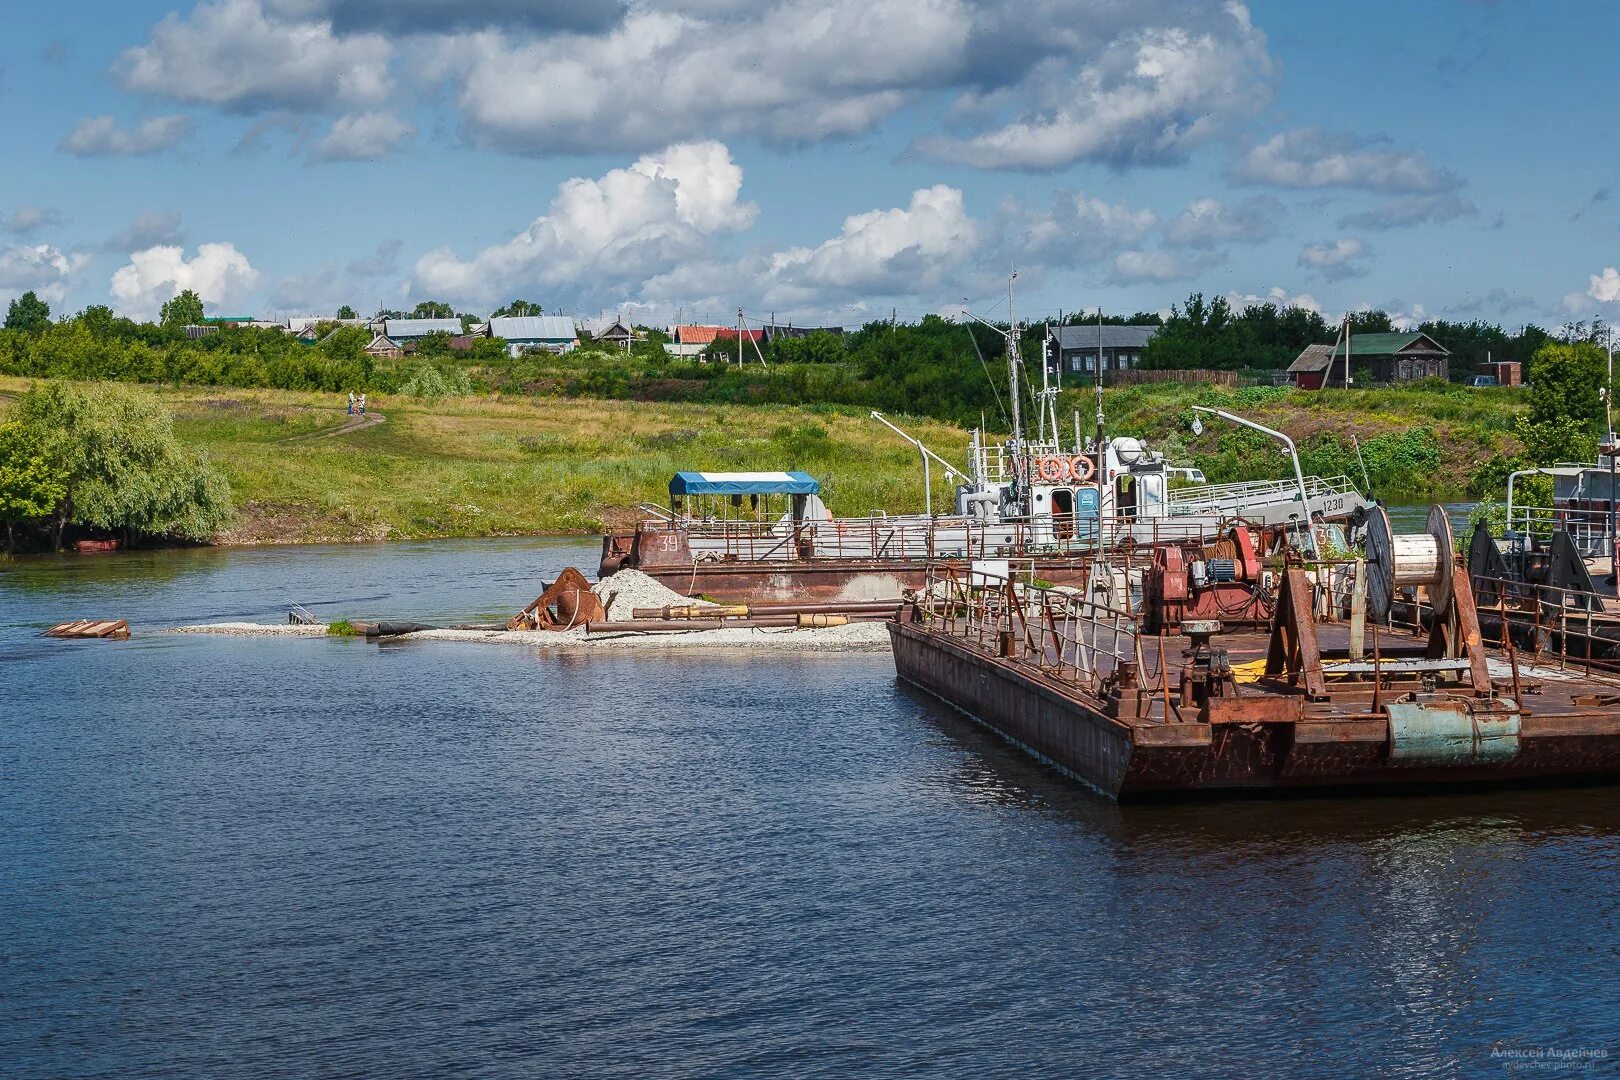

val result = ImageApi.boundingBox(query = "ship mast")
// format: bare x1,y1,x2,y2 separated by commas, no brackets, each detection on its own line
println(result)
1005,272,1024,451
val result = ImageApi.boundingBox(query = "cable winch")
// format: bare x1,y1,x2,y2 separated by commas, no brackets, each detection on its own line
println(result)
1365,504,1454,621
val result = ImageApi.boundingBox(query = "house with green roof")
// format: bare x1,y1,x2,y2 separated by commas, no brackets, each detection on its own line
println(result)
1286,331,1449,389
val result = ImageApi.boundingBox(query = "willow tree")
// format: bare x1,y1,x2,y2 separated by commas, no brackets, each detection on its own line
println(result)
0,420,65,552
11,383,232,548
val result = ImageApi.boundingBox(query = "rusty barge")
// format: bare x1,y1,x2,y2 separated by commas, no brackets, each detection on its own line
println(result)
889,510,1620,799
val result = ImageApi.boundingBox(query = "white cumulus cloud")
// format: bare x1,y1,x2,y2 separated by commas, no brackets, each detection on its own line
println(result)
1589,266,1620,303
1298,237,1370,280
412,141,757,306
1162,194,1281,247
1225,285,1320,313
314,111,414,160
110,243,261,319
60,115,194,157
117,0,391,112
1110,248,1220,284
0,245,91,307
1001,191,1158,268
920,2,1273,170
761,184,979,302
1231,127,1461,193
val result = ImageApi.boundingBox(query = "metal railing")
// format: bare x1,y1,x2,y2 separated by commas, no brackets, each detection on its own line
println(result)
656,513,1232,564
918,563,1168,700
1501,503,1618,557
1168,473,1360,517
1388,570,1620,679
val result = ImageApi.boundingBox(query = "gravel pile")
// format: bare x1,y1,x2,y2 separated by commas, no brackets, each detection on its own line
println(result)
590,569,719,620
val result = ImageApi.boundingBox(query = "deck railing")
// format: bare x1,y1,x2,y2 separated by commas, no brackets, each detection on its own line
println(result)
1501,503,1618,558
645,513,1236,564
917,563,1181,701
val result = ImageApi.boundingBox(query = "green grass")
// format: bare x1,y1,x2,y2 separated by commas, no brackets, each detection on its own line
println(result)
1,378,970,544
1091,380,1527,502
1,374,1531,545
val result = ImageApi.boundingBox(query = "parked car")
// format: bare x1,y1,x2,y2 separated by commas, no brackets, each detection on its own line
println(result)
1468,375,1499,388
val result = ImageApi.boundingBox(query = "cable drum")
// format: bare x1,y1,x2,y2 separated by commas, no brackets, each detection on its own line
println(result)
1365,504,1455,621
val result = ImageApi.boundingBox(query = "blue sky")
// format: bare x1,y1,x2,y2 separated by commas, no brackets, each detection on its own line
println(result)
2,0,1617,329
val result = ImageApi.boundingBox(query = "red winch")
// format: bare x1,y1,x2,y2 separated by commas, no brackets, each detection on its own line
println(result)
1144,527,1272,633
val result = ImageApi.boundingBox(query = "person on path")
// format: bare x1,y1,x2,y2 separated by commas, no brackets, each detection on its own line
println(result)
347,392,355,416
358,394,367,416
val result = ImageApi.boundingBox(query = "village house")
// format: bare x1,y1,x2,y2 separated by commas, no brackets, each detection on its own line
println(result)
485,315,579,356
1287,331,1450,389
363,332,403,359
595,317,636,350
1044,324,1159,382
383,317,464,342
666,324,765,359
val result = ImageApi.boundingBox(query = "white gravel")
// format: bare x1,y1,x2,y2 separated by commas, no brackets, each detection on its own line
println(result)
170,622,329,637
590,568,719,620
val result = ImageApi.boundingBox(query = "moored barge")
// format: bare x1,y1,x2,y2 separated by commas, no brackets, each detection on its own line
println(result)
890,522,1620,799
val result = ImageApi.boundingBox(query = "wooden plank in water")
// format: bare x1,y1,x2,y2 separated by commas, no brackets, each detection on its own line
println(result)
43,619,130,640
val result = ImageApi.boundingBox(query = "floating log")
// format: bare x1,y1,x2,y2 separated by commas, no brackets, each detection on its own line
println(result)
43,619,130,640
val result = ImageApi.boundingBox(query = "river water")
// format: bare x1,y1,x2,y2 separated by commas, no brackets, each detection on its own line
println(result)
2,537,1617,1078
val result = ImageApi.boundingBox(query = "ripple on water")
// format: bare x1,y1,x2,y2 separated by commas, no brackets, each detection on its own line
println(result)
2,538,1617,1077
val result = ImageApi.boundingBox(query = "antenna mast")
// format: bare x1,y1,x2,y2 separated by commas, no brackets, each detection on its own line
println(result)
1005,272,1024,450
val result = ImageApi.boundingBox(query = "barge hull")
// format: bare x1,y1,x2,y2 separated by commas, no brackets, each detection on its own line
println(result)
889,622,1620,799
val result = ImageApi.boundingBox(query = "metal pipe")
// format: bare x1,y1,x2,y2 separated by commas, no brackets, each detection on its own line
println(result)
1191,406,1317,555
871,411,963,519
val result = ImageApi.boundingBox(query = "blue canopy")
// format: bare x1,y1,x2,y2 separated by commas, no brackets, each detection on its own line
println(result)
669,471,820,497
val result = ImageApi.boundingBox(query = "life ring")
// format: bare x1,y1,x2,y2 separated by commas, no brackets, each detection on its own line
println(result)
1070,455,1095,483
1037,456,1069,483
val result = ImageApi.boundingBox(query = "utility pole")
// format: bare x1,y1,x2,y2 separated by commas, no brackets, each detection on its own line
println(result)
737,307,744,369
1344,313,1353,390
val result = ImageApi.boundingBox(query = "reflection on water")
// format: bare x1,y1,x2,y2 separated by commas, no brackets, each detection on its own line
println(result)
1,537,1615,1077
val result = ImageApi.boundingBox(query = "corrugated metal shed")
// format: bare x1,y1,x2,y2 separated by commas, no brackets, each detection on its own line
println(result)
385,318,464,339
669,471,820,496
489,315,577,341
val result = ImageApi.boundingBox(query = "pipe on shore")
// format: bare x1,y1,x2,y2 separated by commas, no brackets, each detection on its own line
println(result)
630,601,902,619
587,612,874,634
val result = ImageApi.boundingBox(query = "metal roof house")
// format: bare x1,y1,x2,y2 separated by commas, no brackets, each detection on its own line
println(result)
384,318,464,341
487,315,579,356
673,324,763,346
1287,332,1450,389
1045,324,1159,382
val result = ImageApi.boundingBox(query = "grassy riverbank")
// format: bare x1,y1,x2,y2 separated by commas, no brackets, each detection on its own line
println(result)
0,376,1529,545
0,378,969,544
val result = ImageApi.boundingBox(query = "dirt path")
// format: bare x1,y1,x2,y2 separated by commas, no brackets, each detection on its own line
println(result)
281,411,386,442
